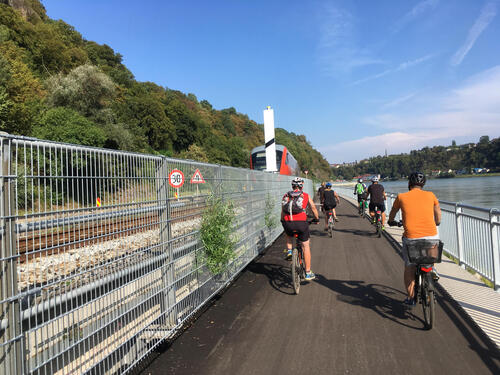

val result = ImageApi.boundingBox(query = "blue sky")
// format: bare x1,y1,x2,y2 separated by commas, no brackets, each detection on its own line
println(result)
42,0,500,163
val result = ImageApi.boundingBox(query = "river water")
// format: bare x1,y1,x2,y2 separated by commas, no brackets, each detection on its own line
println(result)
380,176,500,210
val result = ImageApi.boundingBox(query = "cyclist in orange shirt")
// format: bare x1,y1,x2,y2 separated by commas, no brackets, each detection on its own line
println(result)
388,172,441,307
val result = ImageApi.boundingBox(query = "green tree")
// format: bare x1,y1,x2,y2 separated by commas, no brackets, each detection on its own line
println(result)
33,107,106,147
45,63,115,116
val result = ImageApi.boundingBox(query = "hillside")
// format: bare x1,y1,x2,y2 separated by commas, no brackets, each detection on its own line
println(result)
0,0,331,179
333,136,500,180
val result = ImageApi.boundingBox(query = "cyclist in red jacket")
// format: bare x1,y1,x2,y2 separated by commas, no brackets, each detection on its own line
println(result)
281,177,319,280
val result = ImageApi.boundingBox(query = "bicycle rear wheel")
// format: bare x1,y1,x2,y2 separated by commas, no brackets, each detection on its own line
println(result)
291,248,301,294
328,218,334,238
422,274,435,329
377,222,382,237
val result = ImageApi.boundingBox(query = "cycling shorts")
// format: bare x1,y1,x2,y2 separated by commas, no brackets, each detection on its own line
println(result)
357,194,366,203
281,220,310,242
324,204,336,211
369,202,385,213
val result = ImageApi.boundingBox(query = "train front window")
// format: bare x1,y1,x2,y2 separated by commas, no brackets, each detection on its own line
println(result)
251,150,283,171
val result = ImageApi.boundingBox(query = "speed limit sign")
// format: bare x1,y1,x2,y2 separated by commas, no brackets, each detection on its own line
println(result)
168,169,184,188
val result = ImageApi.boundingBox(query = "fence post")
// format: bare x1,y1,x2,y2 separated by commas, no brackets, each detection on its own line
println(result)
0,135,22,375
490,209,500,291
157,158,177,328
455,203,465,268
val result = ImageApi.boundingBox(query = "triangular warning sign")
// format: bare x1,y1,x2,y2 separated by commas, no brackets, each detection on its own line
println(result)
190,169,206,184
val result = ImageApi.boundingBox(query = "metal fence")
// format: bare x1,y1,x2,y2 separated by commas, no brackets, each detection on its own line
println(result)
333,184,500,290
0,133,312,375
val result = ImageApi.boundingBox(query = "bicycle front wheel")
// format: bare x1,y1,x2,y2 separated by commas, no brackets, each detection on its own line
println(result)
291,248,301,294
422,274,435,329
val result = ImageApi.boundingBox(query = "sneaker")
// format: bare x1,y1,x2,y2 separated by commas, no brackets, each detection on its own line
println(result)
286,249,292,259
334,217,339,222
431,266,440,281
381,226,385,231
403,297,416,308
304,271,316,281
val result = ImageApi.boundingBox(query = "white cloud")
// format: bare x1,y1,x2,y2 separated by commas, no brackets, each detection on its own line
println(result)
381,92,418,109
317,5,384,76
351,54,435,85
451,1,497,66
322,65,500,162
394,0,440,32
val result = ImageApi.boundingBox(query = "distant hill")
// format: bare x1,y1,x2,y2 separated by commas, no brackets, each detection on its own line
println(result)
0,0,331,179
333,136,500,180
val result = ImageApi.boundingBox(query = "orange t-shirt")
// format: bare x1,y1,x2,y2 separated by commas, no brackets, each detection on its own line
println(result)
392,189,439,238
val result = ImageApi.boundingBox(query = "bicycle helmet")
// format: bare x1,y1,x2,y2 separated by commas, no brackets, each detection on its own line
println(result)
408,172,426,187
291,177,304,189
325,182,332,188
358,178,363,183
371,176,379,182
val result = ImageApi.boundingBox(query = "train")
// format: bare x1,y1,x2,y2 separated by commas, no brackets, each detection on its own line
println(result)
250,144,299,176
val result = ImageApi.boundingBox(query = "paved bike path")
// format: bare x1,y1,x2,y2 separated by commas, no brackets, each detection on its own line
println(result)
141,200,500,375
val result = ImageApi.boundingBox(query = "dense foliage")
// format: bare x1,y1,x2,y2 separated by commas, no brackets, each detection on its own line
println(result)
200,195,237,276
334,136,500,180
0,1,331,179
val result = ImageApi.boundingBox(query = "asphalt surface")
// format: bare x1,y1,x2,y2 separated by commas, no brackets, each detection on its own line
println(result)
141,199,500,375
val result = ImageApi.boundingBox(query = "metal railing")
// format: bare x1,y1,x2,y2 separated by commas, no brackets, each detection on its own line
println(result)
0,133,312,375
333,184,500,290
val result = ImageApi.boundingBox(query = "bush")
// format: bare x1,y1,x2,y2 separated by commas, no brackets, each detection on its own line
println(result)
200,194,237,275
33,107,106,147
264,193,278,229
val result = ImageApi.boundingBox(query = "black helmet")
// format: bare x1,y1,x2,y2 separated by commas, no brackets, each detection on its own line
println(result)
408,172,426,187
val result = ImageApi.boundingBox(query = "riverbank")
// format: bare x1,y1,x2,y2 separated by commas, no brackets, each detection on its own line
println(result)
379,172,500,182
453,172,500,178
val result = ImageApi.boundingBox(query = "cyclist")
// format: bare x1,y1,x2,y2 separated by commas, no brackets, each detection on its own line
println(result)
281,177,319,281
365,176,387,228
353,178,367,212
322,182,340,230
388,172,441,307
317,182,326,212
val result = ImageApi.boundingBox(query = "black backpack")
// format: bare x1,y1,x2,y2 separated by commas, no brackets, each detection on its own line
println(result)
323,189,336,206
281,190,305,218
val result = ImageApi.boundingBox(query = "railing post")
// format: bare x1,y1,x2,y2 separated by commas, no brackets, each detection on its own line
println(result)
455,203,465,268
0,135,22,375
157,157,177,328
490,209,500,291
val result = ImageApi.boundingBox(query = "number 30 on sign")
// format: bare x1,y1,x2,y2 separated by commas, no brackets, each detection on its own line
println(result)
168,169,184,188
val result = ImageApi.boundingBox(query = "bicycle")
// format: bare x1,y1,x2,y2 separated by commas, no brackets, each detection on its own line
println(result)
374,209,382,237
389,221,443,329
326,209,335,238
358,199,367,217
290,220,317,294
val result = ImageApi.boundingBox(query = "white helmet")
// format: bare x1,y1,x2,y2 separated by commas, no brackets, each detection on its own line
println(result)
292,177,304,188
371,176,379,182
358,178,363,183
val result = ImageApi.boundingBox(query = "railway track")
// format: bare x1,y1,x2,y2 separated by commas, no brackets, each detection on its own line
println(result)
16,202,208,263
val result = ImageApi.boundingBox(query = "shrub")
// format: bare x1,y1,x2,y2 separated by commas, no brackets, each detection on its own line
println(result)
264,193,278,229
199,194,237,275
